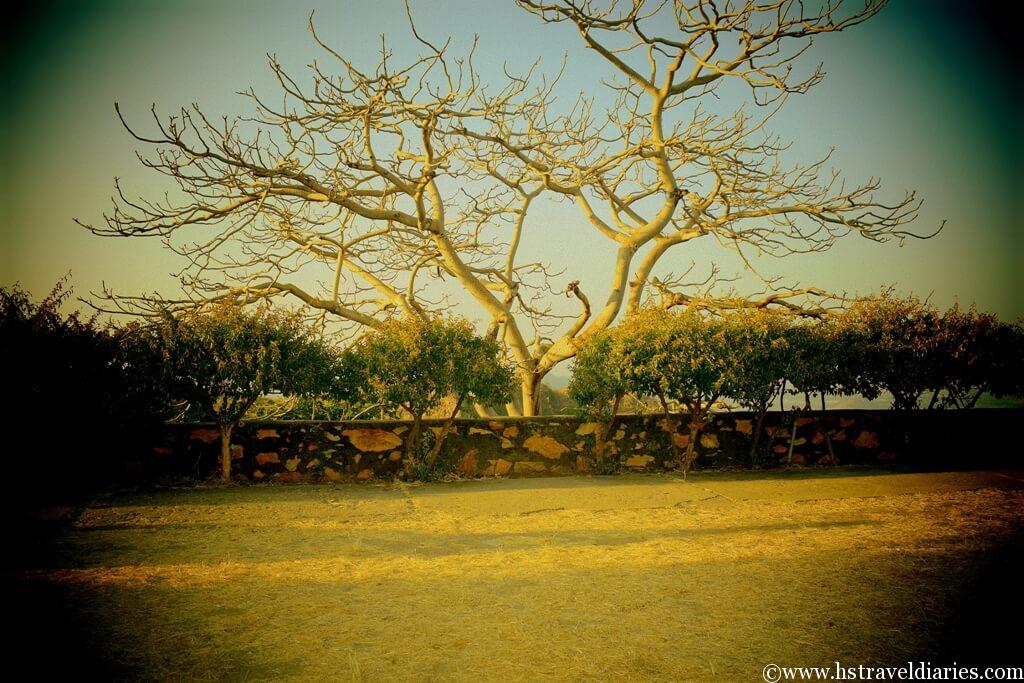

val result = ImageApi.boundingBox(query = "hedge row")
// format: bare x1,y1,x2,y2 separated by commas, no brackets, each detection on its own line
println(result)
567,295,1024,472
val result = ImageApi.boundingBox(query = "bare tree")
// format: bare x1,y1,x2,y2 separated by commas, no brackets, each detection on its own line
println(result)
81,0,939,415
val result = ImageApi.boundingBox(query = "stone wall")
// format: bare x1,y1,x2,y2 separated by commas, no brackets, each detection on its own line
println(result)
132,409,1021,483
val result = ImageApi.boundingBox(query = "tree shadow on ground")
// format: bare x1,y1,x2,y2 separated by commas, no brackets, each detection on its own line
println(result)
18,518,882,569
9,536,1023,680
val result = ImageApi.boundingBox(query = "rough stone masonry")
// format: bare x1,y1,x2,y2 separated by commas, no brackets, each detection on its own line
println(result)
134,409,1021,483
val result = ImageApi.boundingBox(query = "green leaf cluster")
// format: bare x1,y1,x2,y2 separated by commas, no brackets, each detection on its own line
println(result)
350,317,515,420
148,303,350,428
350,317,516,468
842,295,1024,410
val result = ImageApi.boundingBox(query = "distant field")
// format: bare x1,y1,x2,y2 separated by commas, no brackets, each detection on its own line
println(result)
10,469,1024,680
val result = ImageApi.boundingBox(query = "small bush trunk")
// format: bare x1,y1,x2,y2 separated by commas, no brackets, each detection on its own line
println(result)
219,422,234,481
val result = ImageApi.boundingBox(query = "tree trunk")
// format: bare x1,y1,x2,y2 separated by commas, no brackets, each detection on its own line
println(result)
472,402,496,418
219,421,235,481
749,407,767,464
786,393,812,465
521,372,541,417
819,393,837,464
426,394,465,469
594,393,623,468
405,413,423,469
681,406,705,479
657,391,680,463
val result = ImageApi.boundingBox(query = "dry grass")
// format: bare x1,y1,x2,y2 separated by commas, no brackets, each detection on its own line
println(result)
9,469,1024,681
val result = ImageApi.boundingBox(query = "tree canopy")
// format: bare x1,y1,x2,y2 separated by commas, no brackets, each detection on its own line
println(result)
82,0,938,415
1,280,169,497
350,317,515,471
569,299,1024,469
839,295,1024,411
148,303,350,479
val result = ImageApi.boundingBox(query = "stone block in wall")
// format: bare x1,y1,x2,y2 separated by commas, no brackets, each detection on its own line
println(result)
190,428,220,444
488,458,513,476
624,455,655,468
853,431,880,449
523,435,569,459
256,452,280,466
342,428,403,452
514,461,547,475
456,450,479,477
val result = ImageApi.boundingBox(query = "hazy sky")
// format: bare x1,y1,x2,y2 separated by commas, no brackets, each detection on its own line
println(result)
2,0,1021,326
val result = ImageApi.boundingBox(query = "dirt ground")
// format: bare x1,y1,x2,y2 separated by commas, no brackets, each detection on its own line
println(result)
8,468,1024,681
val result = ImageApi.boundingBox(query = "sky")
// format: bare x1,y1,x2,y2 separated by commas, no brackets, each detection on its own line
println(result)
2,0,1021,341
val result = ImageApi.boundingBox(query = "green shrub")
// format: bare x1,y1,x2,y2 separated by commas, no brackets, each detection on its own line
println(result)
570,308,730,475
350,317,515,475
932,306,1023,408
719,309,792,462
839,295,1023,410
839,294,942,410
1,280,169,499
567,328,628,470
146,303,351,480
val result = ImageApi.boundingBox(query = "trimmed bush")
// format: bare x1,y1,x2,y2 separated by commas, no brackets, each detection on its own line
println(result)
146,303,351,480
1,280,169,499
350,317,515,477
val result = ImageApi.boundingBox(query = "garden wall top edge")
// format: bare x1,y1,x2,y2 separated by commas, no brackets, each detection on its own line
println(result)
170,406,1024,429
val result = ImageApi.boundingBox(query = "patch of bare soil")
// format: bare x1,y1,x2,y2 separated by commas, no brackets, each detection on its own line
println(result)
8,469,1024,680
